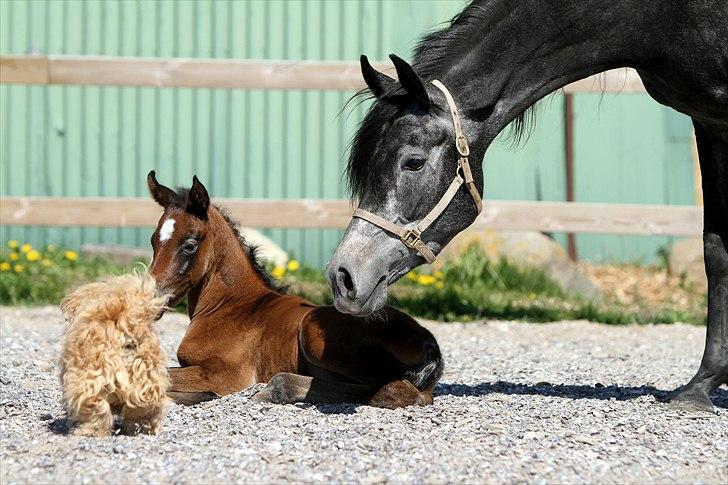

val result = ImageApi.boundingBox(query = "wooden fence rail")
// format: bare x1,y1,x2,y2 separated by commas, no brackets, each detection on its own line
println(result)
0,197,702,236
0,55,647,93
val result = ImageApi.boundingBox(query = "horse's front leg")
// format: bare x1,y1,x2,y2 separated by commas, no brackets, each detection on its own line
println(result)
250,372,373,404
167,366,219,405
670,121,728,412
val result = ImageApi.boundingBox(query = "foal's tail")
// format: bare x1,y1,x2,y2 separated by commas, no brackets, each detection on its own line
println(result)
405,339,444,391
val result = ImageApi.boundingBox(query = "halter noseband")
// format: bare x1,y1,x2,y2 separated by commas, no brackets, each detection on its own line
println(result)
351,80,483,264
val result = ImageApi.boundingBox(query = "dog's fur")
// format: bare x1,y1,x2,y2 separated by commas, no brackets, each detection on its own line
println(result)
59,274,169,436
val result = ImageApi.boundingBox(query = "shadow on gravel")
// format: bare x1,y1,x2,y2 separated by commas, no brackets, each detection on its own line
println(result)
47,417,72,435
311,403,359,415
436,381,728,409
47,416,130,435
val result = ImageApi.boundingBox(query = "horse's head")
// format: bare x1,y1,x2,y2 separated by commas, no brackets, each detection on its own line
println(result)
327,55,484,316
147,171,213,306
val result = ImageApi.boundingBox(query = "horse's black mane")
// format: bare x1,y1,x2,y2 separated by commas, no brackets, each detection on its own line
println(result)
172,187,285,294
346,0,534,200
411,0,494,80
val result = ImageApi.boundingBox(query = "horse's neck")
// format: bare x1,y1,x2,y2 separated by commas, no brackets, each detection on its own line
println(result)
435,0,661,142
187,216,273,323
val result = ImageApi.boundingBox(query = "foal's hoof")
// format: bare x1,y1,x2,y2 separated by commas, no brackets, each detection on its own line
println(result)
669,388,716,414
250,387,274,403
250,374,299,404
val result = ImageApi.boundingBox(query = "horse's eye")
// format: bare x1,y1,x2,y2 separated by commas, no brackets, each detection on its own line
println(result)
182,240,198,254
403,157,426,171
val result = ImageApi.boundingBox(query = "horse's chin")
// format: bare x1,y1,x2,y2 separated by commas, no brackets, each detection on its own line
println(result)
154,287,186,319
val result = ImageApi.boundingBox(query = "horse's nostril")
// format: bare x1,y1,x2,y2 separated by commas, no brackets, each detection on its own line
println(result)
337,266,356,299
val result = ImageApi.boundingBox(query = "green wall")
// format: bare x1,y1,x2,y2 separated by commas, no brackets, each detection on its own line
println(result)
0,0,696,267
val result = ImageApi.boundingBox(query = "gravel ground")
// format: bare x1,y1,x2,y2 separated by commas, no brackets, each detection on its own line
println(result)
1,306,726,484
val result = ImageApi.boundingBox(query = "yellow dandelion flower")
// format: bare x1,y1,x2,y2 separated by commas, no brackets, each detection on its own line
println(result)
46,244,57,252
271,266,285,280
286,260,300,272
20,243,32,254
435,282,445,290
14,264,25,273
26,250,41,262
41,258,53,268
406,272,418,281
7,240,19,250
0,262,10,271
418,274,436,286
434,271,444,279
9,253,19,261
64,250,78,262
528,292,536,300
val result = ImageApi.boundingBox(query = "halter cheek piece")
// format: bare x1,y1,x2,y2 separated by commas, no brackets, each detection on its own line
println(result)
351,80,483,264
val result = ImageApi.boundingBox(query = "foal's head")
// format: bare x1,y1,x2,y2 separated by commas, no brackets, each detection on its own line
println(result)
147,171,281,308
147,171,214,305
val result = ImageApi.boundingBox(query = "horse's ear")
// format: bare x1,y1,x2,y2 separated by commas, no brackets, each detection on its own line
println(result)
186,175,210,220
389,54,430,109
147,170,177,208
360,55,395,97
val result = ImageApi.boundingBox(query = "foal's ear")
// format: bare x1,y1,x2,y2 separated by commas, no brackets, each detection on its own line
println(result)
147,170,178,208
186,175,210,220
389,54,430,110
360,55,395,97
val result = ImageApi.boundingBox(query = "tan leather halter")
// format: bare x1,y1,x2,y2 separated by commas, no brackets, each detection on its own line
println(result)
352,80,483,264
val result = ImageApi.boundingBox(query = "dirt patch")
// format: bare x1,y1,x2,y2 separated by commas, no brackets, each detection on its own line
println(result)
580,263,706,318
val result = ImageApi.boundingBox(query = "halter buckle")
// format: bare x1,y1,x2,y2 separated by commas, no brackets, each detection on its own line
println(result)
401,228,423,249
456,135,470,157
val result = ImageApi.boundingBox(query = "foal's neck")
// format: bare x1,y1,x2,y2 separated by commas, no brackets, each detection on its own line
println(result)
186,210,274,321
430,0,661,143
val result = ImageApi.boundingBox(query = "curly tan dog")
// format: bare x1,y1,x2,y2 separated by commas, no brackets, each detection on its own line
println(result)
60,274,169,436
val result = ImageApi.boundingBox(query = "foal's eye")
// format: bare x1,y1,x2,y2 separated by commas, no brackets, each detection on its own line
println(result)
403,157,426,171
182,240,198,255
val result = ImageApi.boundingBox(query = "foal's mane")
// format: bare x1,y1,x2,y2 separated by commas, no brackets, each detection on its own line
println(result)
171,188,285,294
346,0,535,200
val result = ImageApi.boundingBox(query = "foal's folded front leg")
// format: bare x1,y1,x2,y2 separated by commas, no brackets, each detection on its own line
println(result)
167,366,219,405
251,372,373,404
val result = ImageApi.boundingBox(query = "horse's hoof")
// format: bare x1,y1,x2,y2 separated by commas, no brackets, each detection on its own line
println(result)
250,388,274,403
668,388,716,414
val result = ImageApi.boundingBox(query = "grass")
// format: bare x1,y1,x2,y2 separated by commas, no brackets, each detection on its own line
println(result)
0,241,130,306
0,240,706,325
287,245,706,325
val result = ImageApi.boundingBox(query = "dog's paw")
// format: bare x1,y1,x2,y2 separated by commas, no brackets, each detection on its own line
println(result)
72,424,111,437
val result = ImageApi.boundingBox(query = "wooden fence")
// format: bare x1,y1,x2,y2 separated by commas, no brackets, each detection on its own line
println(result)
0,55,703,238
0,54,647,92
0,197,703,236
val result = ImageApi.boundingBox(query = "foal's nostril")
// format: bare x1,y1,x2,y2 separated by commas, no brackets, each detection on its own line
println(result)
336,266,357,300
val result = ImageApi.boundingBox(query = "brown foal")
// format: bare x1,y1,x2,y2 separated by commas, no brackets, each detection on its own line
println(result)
146,171,443,408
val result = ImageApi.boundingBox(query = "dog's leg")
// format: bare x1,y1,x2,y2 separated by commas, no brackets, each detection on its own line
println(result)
167,366,219,405
121,404,165,435
71,396,114,437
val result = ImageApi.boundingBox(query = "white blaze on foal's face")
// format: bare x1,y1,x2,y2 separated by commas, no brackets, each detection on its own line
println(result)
159,218,176,244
